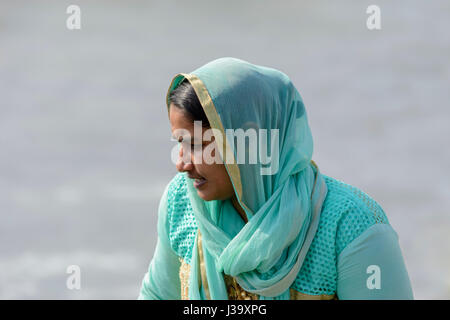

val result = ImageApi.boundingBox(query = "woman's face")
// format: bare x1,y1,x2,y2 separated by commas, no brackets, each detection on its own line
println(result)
169,104,235,201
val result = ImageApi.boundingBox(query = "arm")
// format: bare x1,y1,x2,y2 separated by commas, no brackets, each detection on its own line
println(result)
138,183,181,300
336,223,414,300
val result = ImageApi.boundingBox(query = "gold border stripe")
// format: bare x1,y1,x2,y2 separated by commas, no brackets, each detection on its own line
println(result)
183,73,243,202
197,230,211,300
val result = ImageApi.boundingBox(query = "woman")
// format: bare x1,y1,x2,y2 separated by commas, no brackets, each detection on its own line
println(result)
138,57,413,300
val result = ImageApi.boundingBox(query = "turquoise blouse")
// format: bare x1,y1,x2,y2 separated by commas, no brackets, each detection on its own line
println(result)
138,172,414,300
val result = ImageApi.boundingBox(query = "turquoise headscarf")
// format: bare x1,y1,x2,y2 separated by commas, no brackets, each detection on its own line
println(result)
166,57,328,300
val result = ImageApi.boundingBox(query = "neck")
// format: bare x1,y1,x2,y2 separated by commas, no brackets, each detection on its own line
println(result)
231,195,248,223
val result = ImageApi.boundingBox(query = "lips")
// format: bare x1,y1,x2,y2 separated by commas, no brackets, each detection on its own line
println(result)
188,174,204,180
194,179,207,189
188,174,207,189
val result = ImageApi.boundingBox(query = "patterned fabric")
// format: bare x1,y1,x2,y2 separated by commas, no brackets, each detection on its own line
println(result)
167,174,198,265
166,172,390,298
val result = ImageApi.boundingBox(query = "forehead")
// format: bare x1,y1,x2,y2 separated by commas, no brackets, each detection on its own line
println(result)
169,105,193,128
168,104,212,143
169,105,198,141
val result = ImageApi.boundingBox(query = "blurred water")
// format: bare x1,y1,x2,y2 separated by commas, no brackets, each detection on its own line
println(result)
0,0,449,299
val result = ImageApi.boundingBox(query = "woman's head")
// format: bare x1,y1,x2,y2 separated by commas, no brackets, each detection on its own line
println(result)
166,58,313,216
168,79,235,202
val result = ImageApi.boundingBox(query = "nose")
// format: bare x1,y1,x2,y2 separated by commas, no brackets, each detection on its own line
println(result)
176,144,194,173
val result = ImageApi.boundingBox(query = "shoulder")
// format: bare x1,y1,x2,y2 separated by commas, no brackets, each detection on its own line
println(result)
292,174,391,295
320,174,390,255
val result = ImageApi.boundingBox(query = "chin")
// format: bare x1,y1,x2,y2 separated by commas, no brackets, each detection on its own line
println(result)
197,189,227,202
197,190,215,201
197,190,232,202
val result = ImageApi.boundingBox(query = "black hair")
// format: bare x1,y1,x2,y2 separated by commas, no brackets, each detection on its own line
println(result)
168,79,210,127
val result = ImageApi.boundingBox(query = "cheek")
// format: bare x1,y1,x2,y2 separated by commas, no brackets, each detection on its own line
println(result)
216,166,235,195
201,164,232,188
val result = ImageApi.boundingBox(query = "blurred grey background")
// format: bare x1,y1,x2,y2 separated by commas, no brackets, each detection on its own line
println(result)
1,0,449,299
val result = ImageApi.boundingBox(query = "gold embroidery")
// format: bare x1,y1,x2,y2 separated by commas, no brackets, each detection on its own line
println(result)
222,274,337,300
197,231,211,299
223,274,259,300
179,257,190,300
289,288,337,300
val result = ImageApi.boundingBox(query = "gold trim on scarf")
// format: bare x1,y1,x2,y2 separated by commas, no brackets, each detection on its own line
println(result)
197,230,211,300
178,257,190,300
